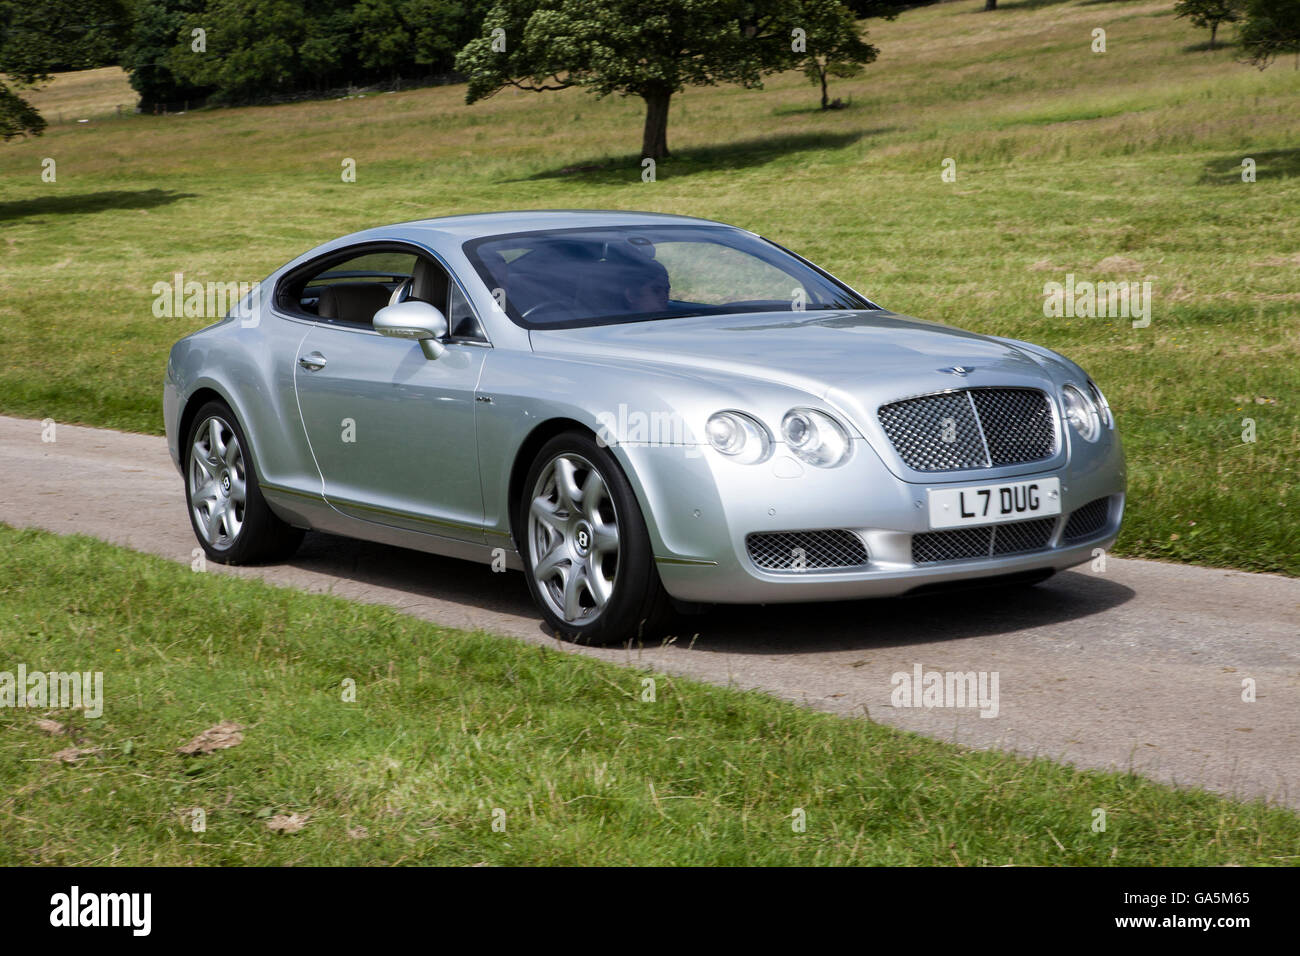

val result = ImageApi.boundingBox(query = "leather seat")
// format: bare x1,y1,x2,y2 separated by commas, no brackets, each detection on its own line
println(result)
317,283,394,325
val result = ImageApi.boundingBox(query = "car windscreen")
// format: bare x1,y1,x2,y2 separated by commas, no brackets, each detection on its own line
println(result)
462,225,872,329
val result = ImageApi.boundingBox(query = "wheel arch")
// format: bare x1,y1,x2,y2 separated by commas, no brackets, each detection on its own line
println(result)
177,385,264,482
507,417,594,547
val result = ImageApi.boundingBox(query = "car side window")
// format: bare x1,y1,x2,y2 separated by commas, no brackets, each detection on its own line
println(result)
296,251,418,327
279,244,486,343
447,282,487,342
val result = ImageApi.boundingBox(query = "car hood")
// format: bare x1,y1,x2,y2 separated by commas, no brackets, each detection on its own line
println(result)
529,310,1056,433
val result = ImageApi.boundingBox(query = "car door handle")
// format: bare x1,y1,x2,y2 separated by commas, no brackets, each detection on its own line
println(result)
298,352,327,371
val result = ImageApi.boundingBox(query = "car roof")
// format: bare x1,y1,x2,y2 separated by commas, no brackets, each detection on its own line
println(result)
372,209,740,243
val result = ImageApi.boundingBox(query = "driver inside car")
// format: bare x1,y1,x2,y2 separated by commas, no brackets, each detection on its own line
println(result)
621,259,671,314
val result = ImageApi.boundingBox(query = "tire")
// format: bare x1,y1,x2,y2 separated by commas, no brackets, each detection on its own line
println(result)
184,401,304,565
518,431,675,645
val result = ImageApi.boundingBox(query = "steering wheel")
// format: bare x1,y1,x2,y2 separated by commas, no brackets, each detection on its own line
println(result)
521,299,568,320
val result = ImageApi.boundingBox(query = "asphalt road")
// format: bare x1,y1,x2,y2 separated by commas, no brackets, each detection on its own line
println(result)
2,415,1297,807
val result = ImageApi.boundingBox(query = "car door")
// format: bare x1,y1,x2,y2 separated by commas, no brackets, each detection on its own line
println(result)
289,245,489,542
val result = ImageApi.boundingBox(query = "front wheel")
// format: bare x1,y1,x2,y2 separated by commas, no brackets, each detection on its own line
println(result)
520,432,673,645
185,401,304,565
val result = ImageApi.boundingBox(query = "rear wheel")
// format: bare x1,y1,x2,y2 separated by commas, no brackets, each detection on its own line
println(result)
185,401,304,565
520,432,673,645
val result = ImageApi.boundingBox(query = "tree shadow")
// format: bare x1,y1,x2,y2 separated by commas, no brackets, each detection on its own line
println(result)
1181,40,1239,53
511,130,875,184
1199,147,1300,186
0,188,195,223
770,103,887,119
987,0,1078,12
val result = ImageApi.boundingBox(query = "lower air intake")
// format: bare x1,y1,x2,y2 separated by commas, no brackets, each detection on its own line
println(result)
913,517,1057,564
1063,497,1111,542
746,530,869,572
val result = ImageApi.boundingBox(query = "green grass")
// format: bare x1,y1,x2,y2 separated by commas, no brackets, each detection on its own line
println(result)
0,0,1296,575
2,523,1298,865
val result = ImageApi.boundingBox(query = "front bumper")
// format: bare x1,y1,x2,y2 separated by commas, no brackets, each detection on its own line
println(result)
616,429,1125,605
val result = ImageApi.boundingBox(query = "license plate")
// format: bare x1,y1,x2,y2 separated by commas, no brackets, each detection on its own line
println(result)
927,477,1060,530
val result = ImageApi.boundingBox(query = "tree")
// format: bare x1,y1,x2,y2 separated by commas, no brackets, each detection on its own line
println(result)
123,0,214,112
0,83,44,140
456,0,834,160
157,0,484,106
984,0,996,11
353,0,473,78
1174,0,1243,49
792,0,878,109
1238,0,1300,67
0,0,129,139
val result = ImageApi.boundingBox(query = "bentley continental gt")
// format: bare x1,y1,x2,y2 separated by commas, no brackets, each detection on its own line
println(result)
165,211,1125,644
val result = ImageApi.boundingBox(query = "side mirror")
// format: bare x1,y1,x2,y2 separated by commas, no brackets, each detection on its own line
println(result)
373,300,449,359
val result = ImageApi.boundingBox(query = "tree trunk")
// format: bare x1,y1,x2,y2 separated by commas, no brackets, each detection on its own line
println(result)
984,0,996,9
820,66,829,110
641,88,671,160
1209,22,1217,49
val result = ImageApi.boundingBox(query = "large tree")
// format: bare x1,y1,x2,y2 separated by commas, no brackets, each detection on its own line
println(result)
1174,0,1243,49
456,0,865,160
0,0,129,139
1238,0,1300,66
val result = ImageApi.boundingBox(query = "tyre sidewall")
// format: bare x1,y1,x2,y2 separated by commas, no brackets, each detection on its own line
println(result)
184,401,279,565
518,432,665,645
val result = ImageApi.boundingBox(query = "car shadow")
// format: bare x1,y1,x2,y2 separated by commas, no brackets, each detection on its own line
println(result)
0,188,195,224
287,529,539,614
285,530,1135,654
670,570,1135,653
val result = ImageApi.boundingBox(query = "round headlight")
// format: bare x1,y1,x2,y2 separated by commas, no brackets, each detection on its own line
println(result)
706,411,770,464
1088,379,1112,429
781,408,851,467
1062,384,1100,442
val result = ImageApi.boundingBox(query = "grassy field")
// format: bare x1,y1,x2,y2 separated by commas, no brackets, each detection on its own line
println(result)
0,0,1296,575
2,523,1297,865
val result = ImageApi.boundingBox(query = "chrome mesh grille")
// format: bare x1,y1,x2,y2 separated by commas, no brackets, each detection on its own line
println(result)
1063,497,1111,542
877,391,986,471
912,526,992,564
913,517,1057,564
992,517,1058,555
970,389,1056,466
746,530,869,572
878,388,1056,472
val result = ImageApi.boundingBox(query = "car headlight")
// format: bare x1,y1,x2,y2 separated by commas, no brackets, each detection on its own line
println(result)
1062,384,1100,442
706,411,771,464
781,408,852,467
1088,379,1112,429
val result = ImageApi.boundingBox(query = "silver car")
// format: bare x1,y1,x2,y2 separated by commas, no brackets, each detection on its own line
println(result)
165,211,1125,644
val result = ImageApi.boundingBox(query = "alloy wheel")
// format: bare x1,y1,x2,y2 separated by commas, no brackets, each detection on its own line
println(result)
189,415,246,550
527,453,621,624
